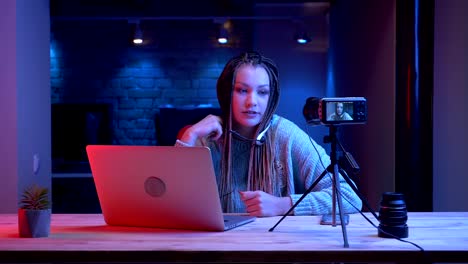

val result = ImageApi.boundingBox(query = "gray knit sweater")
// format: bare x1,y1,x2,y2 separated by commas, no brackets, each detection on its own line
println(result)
176,114,363,215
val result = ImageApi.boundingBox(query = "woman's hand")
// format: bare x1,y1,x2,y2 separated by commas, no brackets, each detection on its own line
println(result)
179,114,223,146
239,190,292,217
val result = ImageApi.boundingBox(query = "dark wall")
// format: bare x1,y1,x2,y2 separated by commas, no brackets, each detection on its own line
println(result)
329,0,396,211
433,0,468,211
330,0,468,212
50,3,331,213
394,0,434,212
50,1,332,149
50,9,330,148
50,19,251,146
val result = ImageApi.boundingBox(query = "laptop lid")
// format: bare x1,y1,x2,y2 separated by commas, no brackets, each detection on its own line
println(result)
86,145,254,231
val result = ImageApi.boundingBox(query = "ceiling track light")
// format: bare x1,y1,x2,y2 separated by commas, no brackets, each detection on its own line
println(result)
293,20,311,44
294,32,311,44
217,27,229,44
132,20,143,45
215,19,230,45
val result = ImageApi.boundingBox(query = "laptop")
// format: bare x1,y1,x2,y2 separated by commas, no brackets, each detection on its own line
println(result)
86,145,256,231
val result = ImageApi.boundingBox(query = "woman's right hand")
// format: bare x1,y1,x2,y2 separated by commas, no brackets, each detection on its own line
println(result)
178,115,223,146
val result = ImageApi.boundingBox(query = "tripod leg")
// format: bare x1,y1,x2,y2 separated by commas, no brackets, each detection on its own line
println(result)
269,166,331,232
333,164,349,248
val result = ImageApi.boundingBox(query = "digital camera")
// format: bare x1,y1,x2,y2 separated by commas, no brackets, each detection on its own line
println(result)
303,97,367,126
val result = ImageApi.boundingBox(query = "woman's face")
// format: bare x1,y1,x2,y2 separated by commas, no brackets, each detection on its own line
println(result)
231,64,270,136
336,103,344,115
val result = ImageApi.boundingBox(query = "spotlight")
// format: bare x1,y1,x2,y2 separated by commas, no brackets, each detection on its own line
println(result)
217,27,229,44
293,20,311,45
133,21,143,45
215,19,230,45
295,32,311,44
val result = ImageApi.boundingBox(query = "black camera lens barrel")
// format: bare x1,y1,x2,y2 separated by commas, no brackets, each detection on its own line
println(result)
378,192,409,238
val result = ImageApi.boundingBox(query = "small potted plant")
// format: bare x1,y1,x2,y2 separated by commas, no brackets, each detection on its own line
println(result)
18,184,51,238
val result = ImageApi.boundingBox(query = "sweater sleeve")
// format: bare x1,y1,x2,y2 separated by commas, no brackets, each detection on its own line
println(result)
276,118,363,216
174,139,191,147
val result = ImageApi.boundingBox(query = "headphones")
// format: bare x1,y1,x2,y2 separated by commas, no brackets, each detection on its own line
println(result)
254,123,271,145
229,123,271,146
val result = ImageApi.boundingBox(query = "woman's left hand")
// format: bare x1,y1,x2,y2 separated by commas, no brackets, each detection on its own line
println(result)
239,190,292,217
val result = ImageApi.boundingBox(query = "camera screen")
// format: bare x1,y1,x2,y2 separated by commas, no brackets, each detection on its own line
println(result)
325,102,354,122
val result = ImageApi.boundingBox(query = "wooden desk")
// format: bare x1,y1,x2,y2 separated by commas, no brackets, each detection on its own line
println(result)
0,212,467,263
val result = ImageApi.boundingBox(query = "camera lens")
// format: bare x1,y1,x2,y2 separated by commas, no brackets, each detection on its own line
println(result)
378,192,409,238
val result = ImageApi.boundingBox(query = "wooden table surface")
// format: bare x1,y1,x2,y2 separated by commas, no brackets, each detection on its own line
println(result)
0,212,467,263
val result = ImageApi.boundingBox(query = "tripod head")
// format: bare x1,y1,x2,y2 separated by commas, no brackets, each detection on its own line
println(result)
323,125,360,176
323,125,339,143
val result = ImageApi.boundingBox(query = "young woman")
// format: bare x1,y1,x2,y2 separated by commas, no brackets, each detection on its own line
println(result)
329,102,353,121
176,51,362,217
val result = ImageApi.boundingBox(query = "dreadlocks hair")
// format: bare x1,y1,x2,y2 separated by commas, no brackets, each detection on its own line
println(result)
216,51,281,212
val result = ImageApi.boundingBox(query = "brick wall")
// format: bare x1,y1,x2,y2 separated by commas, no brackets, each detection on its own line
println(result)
50,19,252,145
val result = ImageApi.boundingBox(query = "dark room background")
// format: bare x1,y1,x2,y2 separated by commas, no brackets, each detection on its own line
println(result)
48,0,332,213
1,0,467,214
50,1,329,163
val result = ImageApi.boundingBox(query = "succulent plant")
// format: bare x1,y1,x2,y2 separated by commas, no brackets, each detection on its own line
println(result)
19,184,51,210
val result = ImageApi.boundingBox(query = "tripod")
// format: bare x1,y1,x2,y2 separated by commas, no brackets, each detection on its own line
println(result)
269,125,376,248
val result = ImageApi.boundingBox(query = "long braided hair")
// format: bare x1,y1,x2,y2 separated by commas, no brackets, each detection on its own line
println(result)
216,52,281,212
